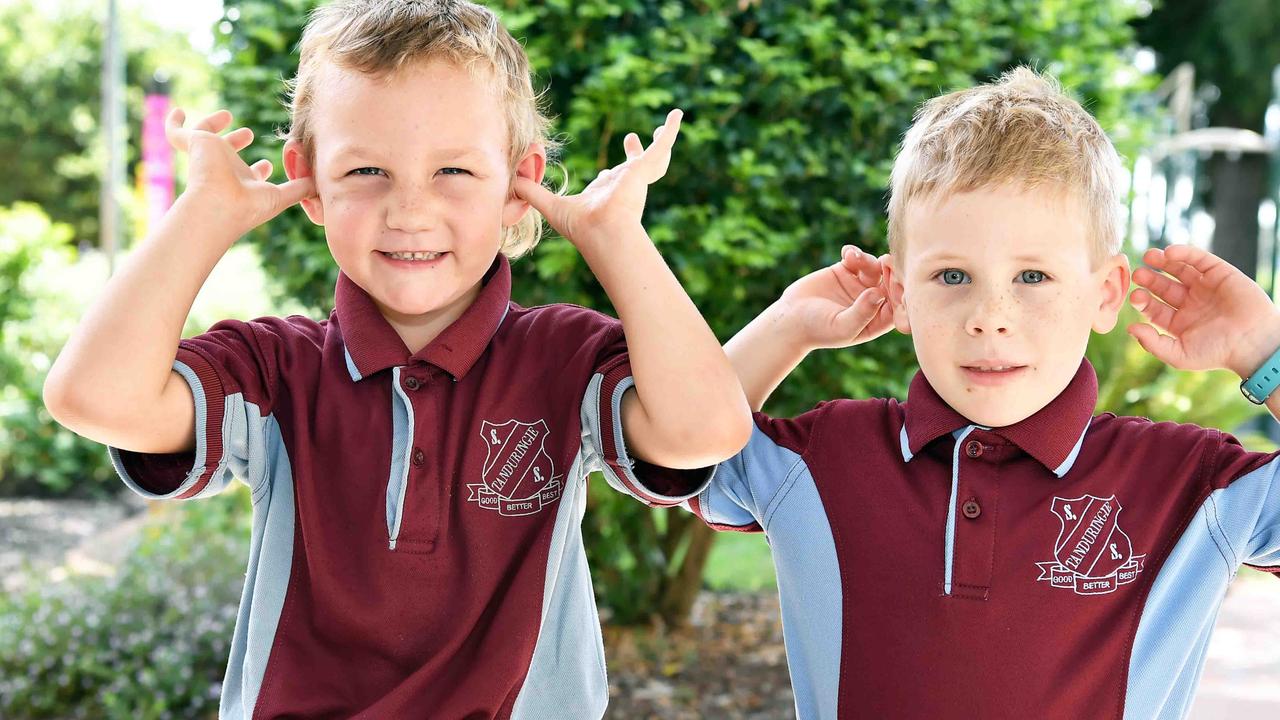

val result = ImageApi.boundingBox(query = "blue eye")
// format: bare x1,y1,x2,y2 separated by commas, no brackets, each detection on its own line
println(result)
1019,270,1047,284
349,167,385,177
439,167,470,176
939,269,970,285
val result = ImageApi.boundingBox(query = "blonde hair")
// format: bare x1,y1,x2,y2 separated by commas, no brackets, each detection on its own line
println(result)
887,67,1124,264
284,0,558,258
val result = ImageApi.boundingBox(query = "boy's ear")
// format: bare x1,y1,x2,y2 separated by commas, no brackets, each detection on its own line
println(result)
1092,253,1132,333
283,140,324,225
882,255,912,335
503,142,547,228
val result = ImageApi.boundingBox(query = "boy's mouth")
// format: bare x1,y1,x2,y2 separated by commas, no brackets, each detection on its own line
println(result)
380,250,445,262
961,363,1028,385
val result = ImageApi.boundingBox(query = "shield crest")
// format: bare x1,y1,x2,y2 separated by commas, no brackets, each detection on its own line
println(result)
481,419,554,501
1050,494,1133,579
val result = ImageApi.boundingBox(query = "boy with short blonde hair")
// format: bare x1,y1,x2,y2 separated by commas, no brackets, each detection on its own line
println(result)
44,1,750,717
625,68,1280,718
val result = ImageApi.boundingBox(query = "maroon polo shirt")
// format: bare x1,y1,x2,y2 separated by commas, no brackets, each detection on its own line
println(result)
631,359,1280,718
109,255,706,719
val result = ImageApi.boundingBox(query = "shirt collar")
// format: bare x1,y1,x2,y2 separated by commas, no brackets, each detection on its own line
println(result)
899,358,1097,477
335,255,512,382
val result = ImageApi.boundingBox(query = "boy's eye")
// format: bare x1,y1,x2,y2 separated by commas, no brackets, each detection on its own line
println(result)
1019,270,1047,284
349,167,385,177
939,269,970,285
438,167,471,176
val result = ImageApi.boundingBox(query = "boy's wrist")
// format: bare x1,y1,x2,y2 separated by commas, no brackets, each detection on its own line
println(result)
763,299,820,355
572,220,648,261
1228,312,1280,380
171,192,250,245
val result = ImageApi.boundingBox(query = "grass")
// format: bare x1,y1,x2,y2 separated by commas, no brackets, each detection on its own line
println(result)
702,532,777,592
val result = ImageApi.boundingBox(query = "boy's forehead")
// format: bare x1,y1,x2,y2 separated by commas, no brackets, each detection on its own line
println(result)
904,186,1092,264
309,58,509,160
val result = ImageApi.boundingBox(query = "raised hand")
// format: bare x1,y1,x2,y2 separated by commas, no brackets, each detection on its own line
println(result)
513,109,683,251
166,108,315,236
776,245,894,351
1128,244,1280,378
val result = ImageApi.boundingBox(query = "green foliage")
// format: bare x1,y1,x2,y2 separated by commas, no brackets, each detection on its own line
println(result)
0,488,251,719
1135,0,1280,130
215,0,1150,623
0,0,216,245
0,204,117,497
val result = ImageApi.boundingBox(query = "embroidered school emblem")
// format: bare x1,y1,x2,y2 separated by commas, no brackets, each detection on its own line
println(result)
468,419,562,516
1036,494,1145,595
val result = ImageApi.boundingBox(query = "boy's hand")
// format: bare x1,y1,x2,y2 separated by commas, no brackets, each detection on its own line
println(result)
167,108,316,237
774,245,894,352
513,109,683,252
1129,244,1280,378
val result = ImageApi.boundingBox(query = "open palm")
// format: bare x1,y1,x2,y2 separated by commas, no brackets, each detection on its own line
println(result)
1129,244,1280,376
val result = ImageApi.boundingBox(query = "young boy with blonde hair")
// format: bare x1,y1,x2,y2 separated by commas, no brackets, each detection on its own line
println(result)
43,0,750,717
624,67,1280,718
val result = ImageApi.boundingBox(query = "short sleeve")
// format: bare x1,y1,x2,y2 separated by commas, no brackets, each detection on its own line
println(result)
682,406,828,533
109,317,291,501
578,324,713,508
1205,429,1280,576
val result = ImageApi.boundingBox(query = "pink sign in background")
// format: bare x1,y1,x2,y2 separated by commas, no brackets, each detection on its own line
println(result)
142,93,174,230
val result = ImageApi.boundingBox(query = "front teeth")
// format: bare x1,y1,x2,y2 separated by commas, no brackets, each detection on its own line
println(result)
386,251,442,261
976,366,1014,372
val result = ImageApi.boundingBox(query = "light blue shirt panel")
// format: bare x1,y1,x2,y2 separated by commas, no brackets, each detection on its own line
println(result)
1126,456,1280,720
703,426,843,719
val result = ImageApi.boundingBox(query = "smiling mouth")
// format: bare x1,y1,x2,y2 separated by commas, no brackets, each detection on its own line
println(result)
380,250,445,261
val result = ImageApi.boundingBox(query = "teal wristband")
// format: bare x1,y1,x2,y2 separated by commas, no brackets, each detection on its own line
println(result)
1240,344,1280,404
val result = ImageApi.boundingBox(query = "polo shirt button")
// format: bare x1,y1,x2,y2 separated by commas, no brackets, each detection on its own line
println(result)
412,448,425,466
965,440,983,458
405,376,420,391
962,499,982,519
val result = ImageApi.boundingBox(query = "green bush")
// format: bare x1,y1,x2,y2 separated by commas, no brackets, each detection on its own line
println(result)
0,204,117,497
215,0,1151,624
0,488,250,719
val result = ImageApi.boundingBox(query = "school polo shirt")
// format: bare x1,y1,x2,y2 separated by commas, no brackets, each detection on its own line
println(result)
634,359,1280,719
107,255,705,720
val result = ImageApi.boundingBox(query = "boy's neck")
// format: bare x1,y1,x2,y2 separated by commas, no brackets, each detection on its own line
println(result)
375,282,483,355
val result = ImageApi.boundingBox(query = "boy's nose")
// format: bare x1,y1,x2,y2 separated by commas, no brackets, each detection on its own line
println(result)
965,297,1013,336
386,187,439,233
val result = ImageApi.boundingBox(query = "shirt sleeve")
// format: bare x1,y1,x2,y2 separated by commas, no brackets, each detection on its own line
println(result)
578,324,714,507
680,406,827,533
1205,429,1280,576
108,317,288,501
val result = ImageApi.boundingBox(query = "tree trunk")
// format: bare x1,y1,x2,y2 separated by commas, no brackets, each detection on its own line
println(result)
657,516,717,627
1208,152,1267,279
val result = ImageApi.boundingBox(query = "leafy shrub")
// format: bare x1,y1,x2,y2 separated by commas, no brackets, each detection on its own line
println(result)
0,489,251,719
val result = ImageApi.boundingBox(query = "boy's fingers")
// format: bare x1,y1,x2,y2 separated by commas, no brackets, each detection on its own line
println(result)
512,176,561,220
833,287,889,341
194,109,234,134
274,176,317,209
1163,243,1224,275
1130,288,1176,332
623,133,644,160
226,127,255,153
1128,322,1180,365
165,107,191,150
638,109,683,175
250,159,273,181
1132,266,1188,308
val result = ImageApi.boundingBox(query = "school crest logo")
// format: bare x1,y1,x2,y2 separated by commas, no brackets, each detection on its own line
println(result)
468,419,562,516
1036,494,1145,595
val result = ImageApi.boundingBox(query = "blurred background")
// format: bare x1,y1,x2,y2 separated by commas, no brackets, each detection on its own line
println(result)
1,0,1279,717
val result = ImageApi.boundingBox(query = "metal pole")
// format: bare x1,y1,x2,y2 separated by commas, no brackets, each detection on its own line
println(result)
99,0,126,275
